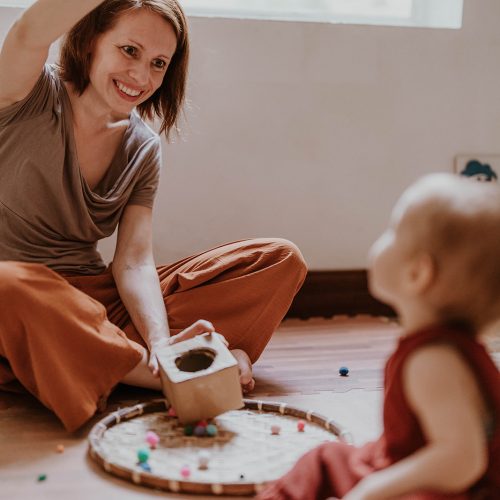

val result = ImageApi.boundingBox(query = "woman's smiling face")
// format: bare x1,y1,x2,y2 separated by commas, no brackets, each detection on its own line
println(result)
87,8,177,115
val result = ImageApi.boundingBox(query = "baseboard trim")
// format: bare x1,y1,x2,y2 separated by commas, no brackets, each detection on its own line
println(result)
286,270,395,319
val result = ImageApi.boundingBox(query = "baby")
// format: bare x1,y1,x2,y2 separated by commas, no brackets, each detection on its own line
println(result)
258,173,500,499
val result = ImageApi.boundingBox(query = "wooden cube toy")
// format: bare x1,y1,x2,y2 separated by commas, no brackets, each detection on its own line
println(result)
156,333,244,423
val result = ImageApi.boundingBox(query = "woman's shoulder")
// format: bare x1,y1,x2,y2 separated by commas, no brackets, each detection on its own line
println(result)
22,63,61,100
0,63,61,126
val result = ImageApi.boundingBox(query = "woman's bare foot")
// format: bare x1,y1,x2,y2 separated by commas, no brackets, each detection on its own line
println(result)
230,348,256,394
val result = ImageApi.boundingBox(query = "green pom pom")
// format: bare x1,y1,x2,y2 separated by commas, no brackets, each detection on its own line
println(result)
184,424,194,436
137,448,150,463
37,474,47,482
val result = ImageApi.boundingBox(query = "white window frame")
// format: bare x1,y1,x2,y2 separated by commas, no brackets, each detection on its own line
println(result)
181,0,463,29
0,0,464,29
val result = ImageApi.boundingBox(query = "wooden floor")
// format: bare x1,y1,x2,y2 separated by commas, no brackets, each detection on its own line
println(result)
1,316,498,500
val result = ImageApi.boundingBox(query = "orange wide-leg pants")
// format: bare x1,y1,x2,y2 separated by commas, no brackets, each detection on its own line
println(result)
0,238,306,431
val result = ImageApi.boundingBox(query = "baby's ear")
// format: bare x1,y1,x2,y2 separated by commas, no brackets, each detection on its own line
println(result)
405,252,435,295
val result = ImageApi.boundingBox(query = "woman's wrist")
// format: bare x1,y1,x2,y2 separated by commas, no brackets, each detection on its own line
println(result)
146,331,170,350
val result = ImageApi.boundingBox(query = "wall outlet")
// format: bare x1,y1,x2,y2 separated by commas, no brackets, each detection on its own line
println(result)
454,155,500,182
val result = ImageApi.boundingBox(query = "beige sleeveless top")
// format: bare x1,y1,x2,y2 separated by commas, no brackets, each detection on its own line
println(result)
0,65,161,275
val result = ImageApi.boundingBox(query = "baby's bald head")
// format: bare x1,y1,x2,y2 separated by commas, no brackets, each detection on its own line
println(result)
395,173,500,329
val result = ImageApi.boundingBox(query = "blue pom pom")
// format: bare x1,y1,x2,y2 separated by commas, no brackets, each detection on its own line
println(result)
139,462,152,473
339,366,349,376
206,424,218,437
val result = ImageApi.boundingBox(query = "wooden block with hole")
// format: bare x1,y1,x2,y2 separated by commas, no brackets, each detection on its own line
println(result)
156,333,244,423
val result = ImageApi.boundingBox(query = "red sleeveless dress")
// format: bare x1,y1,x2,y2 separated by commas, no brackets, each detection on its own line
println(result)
257,325,500,500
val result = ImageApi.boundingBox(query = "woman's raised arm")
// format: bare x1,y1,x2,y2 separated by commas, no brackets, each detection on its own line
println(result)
0,0,104,108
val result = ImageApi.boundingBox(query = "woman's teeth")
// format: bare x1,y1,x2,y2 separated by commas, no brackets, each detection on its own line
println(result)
115,80,142,97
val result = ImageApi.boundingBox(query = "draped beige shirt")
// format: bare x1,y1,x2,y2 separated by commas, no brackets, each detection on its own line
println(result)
0,65,161,275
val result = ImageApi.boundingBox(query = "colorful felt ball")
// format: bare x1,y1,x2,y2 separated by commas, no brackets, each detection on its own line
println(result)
56,444,65,453
137,448,150,463
198,450,210,470
37,474,47,482
339,366,349,376
297,420,305,432
167,407,177,417
194,425,206,437
180,465,191,479
139,462,152,473
197,419,208,428
184,424,194,436
270,424,281,435
146,430,160,449
206,424,218,437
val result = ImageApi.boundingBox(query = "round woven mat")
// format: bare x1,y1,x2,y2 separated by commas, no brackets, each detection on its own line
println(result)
88,399,352,496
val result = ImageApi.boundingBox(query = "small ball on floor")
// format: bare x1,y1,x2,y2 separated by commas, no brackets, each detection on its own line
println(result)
271,424,281,435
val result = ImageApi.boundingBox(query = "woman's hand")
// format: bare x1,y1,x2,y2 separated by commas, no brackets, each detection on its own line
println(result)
148,319,255,394
147,319,216,376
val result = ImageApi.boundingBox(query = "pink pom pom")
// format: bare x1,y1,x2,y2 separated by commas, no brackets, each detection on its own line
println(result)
297,420,305,432
180,465,191,479
146,431,160,449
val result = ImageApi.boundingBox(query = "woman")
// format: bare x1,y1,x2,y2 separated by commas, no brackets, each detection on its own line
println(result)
0,0,306,432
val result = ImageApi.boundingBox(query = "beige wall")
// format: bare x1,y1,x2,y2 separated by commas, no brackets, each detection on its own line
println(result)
1,0,498,269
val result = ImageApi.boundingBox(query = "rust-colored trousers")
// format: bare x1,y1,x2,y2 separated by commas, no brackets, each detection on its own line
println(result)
0,238,306,432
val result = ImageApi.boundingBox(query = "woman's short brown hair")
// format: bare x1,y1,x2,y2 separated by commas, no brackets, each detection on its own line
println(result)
59,0,189,139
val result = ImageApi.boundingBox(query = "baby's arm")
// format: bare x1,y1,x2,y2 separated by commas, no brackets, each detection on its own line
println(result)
344,343,488,500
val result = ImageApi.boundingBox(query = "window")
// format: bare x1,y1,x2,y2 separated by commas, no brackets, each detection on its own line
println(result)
181,0,463,28
0,0,464,29
0,0,29,6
